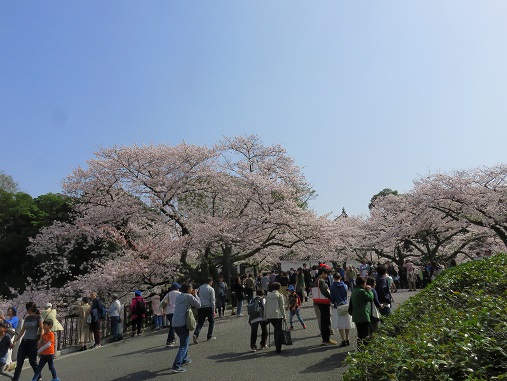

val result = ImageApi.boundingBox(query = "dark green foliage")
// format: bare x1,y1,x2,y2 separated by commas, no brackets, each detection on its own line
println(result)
344,254,507,381
0,190,73,297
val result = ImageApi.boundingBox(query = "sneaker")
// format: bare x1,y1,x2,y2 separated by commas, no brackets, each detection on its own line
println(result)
289,326,294,331
193,335,198,344
182,359,192,366
237,314,244,317
52,378,60,381
171,367,186,373
302,324,307,329
207,336,216,341
251,345,257,352
322,340,338,346
260,345,269,349
166,342,175,347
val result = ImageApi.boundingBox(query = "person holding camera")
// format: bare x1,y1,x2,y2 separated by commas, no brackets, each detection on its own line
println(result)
11,302,43,381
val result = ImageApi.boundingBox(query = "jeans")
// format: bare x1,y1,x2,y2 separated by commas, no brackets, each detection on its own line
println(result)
268,319,283,353
166,314,175,343
250,321,268,348
194,307,214,340
32,354,57,381
110,316,121,340
289,308,305,327
217,295,226,316
172,326,190,370
236,299,243,315
153,315,163,329
13,339,38,381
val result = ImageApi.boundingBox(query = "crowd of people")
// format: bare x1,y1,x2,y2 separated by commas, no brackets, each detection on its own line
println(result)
0,259,437,378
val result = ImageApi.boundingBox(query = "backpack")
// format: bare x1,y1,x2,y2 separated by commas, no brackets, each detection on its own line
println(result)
133,298,146,316
247,297,263,320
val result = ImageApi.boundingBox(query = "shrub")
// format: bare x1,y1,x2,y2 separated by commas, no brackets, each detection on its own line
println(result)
343,254,507,381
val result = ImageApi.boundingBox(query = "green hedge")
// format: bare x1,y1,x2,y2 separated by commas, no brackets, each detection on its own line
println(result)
343,254,507,381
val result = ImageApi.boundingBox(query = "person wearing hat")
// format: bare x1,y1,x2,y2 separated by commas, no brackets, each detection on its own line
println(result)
40,302,64,355
161,283,181,346
287,285,306,331
130,291,147,337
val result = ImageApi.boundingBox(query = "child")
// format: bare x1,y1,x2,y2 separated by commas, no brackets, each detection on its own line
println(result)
287,285,306,330
0,321,14,379
32,319,59,381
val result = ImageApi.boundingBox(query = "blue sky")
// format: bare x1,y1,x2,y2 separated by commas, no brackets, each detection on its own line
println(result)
1,1,506,217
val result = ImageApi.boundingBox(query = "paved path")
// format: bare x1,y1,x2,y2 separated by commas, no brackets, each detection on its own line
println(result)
25,290,416,381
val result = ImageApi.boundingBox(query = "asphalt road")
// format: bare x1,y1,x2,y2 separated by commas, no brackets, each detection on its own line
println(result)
23,290,417,381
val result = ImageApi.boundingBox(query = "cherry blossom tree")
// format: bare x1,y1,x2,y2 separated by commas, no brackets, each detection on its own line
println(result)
28,135,334,300
414,165,507,250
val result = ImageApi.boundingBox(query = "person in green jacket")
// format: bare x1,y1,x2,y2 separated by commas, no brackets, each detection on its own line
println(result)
350,276,374,348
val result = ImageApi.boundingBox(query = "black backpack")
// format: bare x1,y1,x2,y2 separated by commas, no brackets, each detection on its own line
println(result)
133,298,146,315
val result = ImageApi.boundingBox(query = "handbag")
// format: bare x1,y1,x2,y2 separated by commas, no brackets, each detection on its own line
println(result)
186,307,196,331
86,314,92,324
369,302,381,322
311,280,330,305
336,303,349,315
281,322,293,345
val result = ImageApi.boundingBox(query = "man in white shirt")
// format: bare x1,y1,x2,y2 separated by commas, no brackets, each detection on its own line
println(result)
193,277,216,344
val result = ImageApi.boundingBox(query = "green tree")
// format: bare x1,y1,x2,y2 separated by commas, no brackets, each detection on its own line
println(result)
368,188,399,210
0,190,73,297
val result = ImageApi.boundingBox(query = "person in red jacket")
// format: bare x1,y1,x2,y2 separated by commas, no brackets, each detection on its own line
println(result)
130,290,147,337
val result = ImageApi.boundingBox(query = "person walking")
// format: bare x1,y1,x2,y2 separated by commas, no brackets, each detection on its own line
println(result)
31,319,60,381
0,321,14,379
171,283,201,373
162,282,181,347
193,277,216,344
40,303,64,354
264,282,286,354
3,307,18,370
248,290,268,351
130,290,146,337
11,302,43,381
287,285,306,330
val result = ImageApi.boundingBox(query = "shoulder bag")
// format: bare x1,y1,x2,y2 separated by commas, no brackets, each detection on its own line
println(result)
186,307,196,331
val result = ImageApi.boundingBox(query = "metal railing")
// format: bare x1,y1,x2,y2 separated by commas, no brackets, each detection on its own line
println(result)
57,301,156,351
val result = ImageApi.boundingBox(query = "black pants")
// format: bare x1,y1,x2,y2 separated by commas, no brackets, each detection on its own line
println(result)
268,318,283,353
250,321,268,348
194,307,215,340
13,339,38,381
318,304,331,342
131,317,143,335
356,322,370,347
